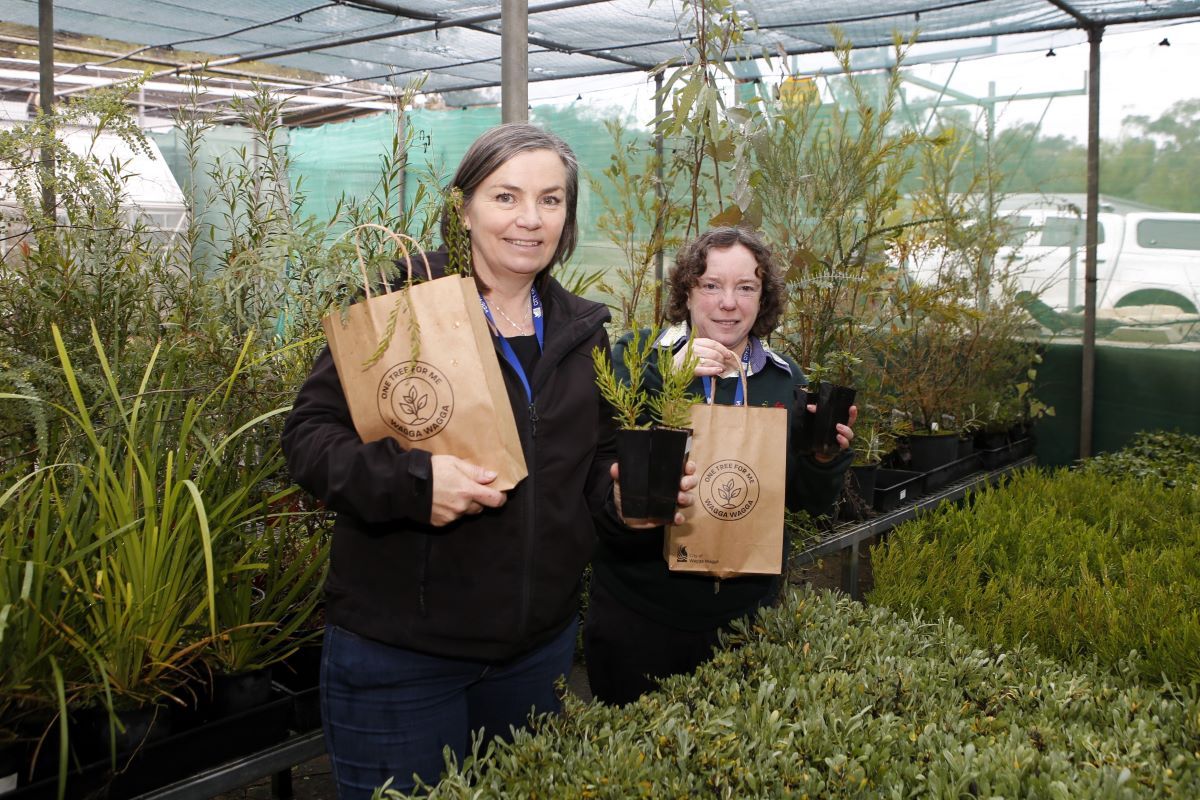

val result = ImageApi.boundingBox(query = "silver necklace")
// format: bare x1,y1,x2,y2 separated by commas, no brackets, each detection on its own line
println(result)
492,300,531,333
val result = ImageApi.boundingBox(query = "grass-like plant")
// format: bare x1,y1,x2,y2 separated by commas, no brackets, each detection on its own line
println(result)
208,494,330,676
2,324,294,711
0,464,81,755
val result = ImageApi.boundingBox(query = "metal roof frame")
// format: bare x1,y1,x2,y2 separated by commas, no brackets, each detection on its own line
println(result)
3,1,1199,117
6,0,1200,459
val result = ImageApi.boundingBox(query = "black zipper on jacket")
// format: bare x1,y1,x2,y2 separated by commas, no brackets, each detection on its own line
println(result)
517,400,537,639
418,535,432,617
496,287,610,644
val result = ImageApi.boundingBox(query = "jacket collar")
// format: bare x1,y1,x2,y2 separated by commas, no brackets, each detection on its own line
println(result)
391,250,611,387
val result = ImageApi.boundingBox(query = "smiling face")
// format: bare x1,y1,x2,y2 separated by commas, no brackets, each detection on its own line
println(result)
686,243,763,354
462,149,568,287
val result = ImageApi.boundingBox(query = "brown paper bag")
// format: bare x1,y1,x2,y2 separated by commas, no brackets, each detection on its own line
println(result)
664,369,787,578
321,225,527,491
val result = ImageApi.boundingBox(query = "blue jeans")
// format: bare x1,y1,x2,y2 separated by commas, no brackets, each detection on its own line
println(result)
320,621,577,798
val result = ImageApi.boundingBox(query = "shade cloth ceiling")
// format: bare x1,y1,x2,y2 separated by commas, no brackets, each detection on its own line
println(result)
3,0,1199,98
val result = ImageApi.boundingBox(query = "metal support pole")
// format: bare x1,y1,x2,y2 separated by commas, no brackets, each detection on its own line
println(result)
654,70,665,323
1080,25,1103,460
501,0,528,123
38,0,55,221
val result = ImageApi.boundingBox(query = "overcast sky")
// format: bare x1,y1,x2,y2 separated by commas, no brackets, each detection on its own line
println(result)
529,19,1200,144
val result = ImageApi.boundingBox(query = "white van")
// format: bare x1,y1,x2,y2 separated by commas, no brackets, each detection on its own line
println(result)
1000,209,1200,314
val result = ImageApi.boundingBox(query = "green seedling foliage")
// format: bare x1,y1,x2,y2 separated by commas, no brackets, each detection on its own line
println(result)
646,337,700,430
378,588,1200,798
596,329,701,430
870,465,1200,686
593,328,654,430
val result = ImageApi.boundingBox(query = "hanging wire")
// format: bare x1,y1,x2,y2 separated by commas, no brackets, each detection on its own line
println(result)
81,3,341,71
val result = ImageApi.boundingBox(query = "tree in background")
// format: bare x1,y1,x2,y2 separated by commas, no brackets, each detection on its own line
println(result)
1106,98,1200,211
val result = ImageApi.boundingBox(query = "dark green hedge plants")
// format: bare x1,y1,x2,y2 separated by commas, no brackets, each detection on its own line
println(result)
1079,430,1200,488
378,588,1200,799
869,466,1200,686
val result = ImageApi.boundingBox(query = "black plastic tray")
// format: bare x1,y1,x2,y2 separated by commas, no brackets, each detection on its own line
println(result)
923,452,983,492
7,693,291,799
978,436,1034,470
872,468,926,512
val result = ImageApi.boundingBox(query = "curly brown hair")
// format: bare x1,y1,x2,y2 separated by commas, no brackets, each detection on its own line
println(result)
665,227,786,338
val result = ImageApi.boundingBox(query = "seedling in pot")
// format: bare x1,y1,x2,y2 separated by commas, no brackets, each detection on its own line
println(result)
802,351,859,458
594,328,700,522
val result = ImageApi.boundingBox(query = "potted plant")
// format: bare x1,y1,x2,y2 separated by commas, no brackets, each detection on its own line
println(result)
593,328,699,524
206,491,329,719
0,458,89,792
5,326,294,786
800,352,859,459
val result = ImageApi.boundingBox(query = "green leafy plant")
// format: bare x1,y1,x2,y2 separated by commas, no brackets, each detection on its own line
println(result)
648,339,701,430
593,329,654,430
870,465,1200,685
376,587,1200,798
208,501,331,674
3,325,293,708
442,187,472,277
1079,429,1200,488
593,328,699,430
849,418,895,467
589,119,687,326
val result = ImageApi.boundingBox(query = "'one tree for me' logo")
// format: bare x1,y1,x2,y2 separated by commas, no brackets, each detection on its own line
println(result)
698,460,760,520
377,361,454,441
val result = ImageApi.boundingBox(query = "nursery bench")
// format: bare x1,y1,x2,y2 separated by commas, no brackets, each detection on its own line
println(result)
130,728,324,800
792,455,1036,600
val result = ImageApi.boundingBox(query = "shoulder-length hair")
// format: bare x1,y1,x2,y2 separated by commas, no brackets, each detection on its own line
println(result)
441,123,579,289
665,226,786,338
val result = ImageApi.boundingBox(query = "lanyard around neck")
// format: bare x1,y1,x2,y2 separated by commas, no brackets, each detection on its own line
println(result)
701,341,753,406
479,286,544,403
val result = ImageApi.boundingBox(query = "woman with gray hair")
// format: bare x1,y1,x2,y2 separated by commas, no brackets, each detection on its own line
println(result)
282,124,693,796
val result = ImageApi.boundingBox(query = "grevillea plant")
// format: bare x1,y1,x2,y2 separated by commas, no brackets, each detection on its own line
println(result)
593,328,700,430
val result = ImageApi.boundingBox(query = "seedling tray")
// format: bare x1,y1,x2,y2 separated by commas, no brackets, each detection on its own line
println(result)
873,469,926,513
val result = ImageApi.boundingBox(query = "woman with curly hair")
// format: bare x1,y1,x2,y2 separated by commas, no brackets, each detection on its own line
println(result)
585,226,856,706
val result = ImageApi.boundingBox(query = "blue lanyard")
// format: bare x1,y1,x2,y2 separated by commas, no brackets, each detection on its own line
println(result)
701,342,753,406
479,287,544,403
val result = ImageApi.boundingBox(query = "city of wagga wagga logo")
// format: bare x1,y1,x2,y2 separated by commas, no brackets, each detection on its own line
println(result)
699,460,760,520
377,361,454,441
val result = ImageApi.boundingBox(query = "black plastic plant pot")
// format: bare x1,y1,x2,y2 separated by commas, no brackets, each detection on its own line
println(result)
974,428,1011,451
616,426,691,523
789,386,818,455
0,741,20,794
849,463,879,501
837,463,880,522
212,667,274,718
812,382,856,459
957,434,975,459
74,703,173,764
906,431,960,472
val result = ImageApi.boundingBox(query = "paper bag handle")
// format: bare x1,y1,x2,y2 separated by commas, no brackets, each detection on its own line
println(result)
704,359,750,407
344,223,433,301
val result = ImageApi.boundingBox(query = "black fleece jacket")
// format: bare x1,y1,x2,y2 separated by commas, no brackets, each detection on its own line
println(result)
282,253,617,662
592,330,851,631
